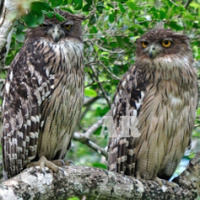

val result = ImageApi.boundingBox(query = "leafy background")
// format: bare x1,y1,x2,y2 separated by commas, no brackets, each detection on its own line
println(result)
1,0,200,195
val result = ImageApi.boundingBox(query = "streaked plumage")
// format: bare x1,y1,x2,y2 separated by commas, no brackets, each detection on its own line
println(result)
108,29,198,180
1,10,85,179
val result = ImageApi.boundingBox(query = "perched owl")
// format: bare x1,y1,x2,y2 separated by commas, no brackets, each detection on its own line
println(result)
108,29,198,181
1,10,85,179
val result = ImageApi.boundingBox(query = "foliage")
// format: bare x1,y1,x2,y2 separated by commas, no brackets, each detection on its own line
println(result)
1,0,200,175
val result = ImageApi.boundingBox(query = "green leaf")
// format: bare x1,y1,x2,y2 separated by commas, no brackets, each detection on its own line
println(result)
82,4,92,12
136,17,146,22
116,36,124,47
23,14,38,27
67,197,80,200
93,162,107,169
85,88,97,97
89,15,96,25
50,0,68,7
31,2,53,12
109,12,115,23
118,3,126,13
16,33,25,43
189,2,200,8
55,12,66,22
126,1,136,10
97,2,105,13
86,0,92,4
169,21,183,30
74,0,83,10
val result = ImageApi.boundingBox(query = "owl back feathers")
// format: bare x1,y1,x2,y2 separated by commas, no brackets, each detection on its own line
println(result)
108,66,146,175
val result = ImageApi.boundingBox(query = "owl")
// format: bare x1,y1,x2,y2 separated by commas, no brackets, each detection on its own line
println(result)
1,10,85,179
108,29,198,181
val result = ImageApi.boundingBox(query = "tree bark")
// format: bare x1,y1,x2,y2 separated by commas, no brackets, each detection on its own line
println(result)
0,0,18,68
0,154,199,200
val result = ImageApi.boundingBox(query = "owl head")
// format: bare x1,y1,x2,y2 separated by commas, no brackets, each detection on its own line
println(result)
135,29,192,67
26,10,85,43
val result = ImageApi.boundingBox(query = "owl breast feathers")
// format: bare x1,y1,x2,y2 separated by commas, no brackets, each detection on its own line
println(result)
108,29,198,180
1,10,85,179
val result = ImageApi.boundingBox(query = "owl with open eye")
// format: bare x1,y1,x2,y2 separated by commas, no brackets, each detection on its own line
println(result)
108,29,198,182
1,10,85,179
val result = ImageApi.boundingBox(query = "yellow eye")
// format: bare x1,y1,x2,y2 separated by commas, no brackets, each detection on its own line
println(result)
40,23,48,28
162,40,172,48
142,41,148,48
65,24,72,30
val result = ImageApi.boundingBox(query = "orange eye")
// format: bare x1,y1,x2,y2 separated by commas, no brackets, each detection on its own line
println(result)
162,40,172,48
65,24,72,30
142,41,148,48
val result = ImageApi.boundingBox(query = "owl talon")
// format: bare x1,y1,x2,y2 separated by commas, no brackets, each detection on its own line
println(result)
42,168,46,176
155,177,179,188
65,160,75,166
51,159,75,167
58,167,67,176
27,156,61,174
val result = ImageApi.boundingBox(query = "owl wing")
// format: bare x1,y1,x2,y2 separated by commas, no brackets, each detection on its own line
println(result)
108,66,146,175
1,40,52,178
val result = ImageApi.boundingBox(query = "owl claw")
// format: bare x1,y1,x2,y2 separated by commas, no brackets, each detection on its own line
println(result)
27,156,61,174
51,159,75,167
155,177,179,188
58,167,67,176
42,168,46,176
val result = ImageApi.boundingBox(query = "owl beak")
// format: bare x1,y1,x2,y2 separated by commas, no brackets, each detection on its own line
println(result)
148,44,160,59
49,25,64,43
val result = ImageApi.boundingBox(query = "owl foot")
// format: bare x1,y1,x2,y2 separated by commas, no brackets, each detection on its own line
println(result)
51,159,75,167
27,156,65,175
155,177,179,188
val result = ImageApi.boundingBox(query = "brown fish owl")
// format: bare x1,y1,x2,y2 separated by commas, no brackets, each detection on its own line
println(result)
1,10,85,179
108,29,198,181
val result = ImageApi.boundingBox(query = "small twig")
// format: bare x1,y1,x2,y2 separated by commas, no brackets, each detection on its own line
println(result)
85,9,96,20
84,115,107,138
83,96,100,107
185,0,192,9
169,0,180,6
90,65,111,108
3,65,9,69
99,60,121,80
94,44,125,54
73,132,108,158
74,112,111,158
85,80,111,88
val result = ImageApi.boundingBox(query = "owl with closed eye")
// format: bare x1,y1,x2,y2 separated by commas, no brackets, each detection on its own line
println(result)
108,29,198,182
1,10,85,179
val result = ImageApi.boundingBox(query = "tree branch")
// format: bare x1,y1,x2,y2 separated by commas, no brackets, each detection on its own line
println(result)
0,160,198,200
185,0,192,9
74,113,110,158
74,132,108,158
0,0,18,68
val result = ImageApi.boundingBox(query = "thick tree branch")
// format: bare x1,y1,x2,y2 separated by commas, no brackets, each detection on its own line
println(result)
0,160,198,200
174,152,200,196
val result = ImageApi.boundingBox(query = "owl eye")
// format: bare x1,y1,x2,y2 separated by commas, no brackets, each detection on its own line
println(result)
40,23,48,28
142,41,148,48
64,24,72,30
162,40,172,48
